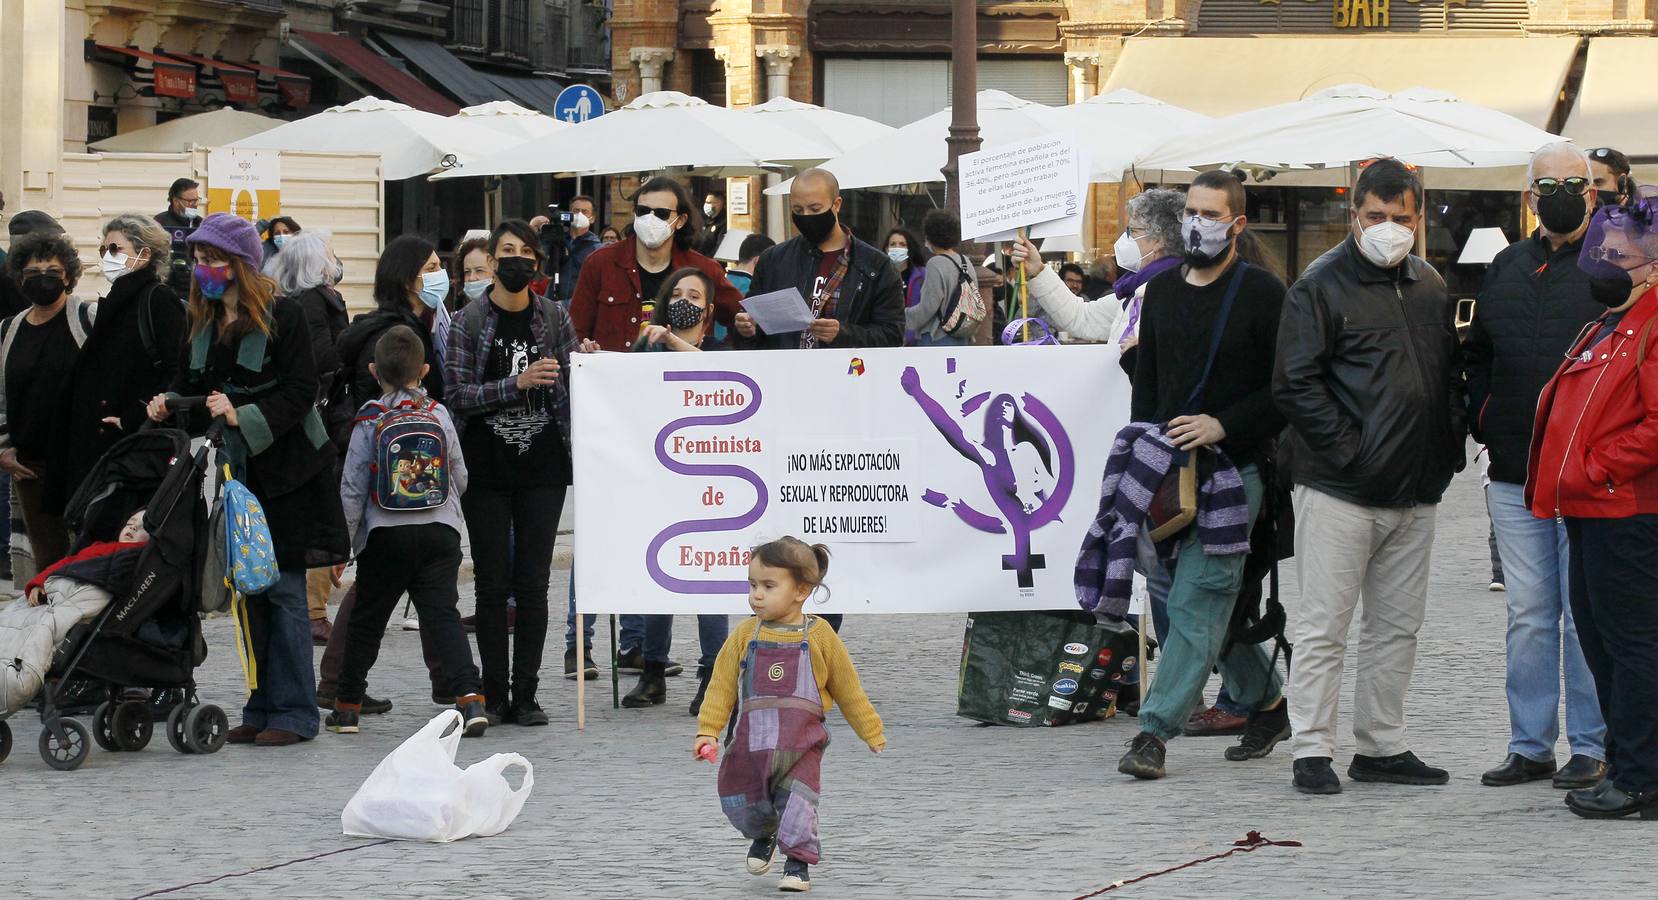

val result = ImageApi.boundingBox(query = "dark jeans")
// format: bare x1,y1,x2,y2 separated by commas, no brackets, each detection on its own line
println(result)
335,525,480,706
241,569,318,738
1566,515,1658,794
641,614,730,671
463,481,564,702
319,582,447,696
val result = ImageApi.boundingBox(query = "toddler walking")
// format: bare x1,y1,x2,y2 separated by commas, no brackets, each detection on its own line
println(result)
693,538,884,893
328,326,487,737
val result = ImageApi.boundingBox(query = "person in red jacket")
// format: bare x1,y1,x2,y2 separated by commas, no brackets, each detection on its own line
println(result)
1528,191,1658,821
568,176,742,352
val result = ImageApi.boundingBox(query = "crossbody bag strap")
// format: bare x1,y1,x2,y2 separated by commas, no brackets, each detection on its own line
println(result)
1181,261,1250,415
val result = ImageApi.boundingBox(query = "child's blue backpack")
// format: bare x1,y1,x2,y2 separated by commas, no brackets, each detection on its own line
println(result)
358,398,450,511
223,475,279,595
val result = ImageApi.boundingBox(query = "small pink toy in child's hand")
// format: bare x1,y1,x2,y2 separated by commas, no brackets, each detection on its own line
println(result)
697,743,719,763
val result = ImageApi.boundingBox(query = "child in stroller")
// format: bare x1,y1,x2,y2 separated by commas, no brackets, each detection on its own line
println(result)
0,416,227,769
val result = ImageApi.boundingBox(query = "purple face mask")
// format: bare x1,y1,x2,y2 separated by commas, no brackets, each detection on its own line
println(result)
195,262,233,299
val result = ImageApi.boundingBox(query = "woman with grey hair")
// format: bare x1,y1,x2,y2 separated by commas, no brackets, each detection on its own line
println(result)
1010,187,1186,351
43,213,187,517
270,229,351,645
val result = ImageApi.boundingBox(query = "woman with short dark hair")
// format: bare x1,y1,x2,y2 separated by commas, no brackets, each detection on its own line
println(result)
445,219,579,726
906,210,977,347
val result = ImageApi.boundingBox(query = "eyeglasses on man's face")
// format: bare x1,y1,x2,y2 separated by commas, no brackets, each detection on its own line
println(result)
634,205,677,221
1532,177,1589,197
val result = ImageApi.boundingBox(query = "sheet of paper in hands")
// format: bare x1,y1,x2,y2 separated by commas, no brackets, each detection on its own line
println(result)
740,287,818,334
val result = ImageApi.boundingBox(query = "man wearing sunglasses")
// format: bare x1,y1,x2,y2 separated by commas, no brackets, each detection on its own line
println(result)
1465,142,1609,792
568,175,743,353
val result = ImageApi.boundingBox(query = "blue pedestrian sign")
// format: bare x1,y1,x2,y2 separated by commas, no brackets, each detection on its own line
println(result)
554,85,604,124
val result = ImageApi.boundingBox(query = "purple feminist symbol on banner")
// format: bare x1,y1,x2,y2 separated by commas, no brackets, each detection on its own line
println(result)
900,363,1074,589
645,371,767,594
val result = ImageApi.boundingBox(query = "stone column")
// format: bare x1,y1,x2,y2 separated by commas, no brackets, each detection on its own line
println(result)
630,47,675,95
1065,50,1101,103
757,45,799,241
0,0,66,210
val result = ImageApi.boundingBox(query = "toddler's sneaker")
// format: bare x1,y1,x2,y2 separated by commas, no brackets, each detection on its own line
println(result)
458,695,489,738
779,858,810,892
746,835,778,875
326,707,360,734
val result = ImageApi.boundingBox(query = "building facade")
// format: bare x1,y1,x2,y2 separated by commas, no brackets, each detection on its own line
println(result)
608,0,1658,283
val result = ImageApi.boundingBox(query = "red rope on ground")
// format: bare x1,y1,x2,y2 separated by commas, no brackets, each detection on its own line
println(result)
129,839,395,898
1072,831,1303,898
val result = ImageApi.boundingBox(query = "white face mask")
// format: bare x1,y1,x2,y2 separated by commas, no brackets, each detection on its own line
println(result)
887,247,909,265
703,203,717,219
571,212,591,232
1113,229,1144,273
101,250,136,283
1356,220,1416,268
634,213,675,250
462,278,489,300
184,206,201,220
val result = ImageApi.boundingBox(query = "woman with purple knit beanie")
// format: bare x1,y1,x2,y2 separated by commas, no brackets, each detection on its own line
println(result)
145,213,347,747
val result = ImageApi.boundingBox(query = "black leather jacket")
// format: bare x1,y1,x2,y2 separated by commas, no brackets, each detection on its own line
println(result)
1273,239,1466,508
739,231,905,349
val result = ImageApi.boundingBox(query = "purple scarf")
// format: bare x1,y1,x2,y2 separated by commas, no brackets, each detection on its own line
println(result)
1111,255,1181,308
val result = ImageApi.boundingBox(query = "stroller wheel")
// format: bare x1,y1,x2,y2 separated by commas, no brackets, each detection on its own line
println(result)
113,701,154,752
165,704,193,754
183,705,228,755
92,702,122,752
39,718,91,771
0,720,12,763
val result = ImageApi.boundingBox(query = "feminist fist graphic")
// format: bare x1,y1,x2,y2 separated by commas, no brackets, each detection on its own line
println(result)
900,364,1074,589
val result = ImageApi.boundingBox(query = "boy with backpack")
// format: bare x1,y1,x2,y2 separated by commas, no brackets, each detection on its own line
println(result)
328,325,487,737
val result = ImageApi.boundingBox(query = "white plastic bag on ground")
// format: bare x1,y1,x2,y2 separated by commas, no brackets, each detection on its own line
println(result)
341,710,534,842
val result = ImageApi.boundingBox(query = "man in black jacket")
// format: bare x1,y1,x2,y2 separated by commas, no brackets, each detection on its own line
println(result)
1274,158,1464,795
1465,143,1609,791
732,168,903,350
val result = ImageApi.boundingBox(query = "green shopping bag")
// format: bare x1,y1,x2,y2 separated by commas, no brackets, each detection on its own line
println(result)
956,611,1140,727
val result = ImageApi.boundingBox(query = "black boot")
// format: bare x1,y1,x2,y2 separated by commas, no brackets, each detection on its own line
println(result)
622,660,667,708
689,666,712,717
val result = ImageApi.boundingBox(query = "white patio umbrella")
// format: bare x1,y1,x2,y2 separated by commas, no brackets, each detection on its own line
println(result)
226,97,502,180
1136,84,1561,172
1048,89,1213,182
452,100,569,142
90,108,281,153
766,90,1077,195
431,91,838,180
740,97,896,165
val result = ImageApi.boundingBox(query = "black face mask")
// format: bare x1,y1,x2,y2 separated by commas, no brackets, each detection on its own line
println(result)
1596,189,1623,209
20,273,65,306
1536,191,1588,236
495,257,537,294
666,298,704,330
792,209,839,246
1589,273,1634,308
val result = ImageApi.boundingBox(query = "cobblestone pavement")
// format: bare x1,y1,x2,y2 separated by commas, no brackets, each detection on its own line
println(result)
5,468,1653,899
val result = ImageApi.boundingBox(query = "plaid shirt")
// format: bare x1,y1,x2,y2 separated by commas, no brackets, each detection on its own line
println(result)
443,291,578,457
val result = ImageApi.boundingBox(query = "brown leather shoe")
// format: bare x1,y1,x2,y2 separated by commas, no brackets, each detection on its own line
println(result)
226,724,260,744
254,728,304,747
1184,705,1249,737
310,617,333,646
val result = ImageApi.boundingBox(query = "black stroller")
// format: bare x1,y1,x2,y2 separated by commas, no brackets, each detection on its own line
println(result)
0,399,228,770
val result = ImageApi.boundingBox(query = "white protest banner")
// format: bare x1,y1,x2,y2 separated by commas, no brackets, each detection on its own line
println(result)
207,147,280,224
959,134,1083,241
572,346,1127,615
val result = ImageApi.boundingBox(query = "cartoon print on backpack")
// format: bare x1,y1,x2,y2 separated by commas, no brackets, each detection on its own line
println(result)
358,398,451,511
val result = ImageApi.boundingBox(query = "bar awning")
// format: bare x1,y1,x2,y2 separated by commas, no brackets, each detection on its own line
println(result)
168,53,260,105
1099,36,1580,130
375,33,501,107
236,60,313,108
289,29,458,115
482,71,565,116
92,44,197,99
1562,38,1658,161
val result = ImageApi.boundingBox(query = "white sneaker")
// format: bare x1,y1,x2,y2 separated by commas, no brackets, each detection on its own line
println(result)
401,615,421,631
1488,582,1506,592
